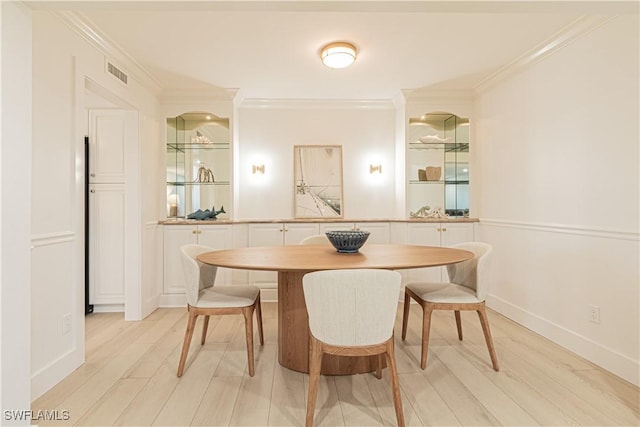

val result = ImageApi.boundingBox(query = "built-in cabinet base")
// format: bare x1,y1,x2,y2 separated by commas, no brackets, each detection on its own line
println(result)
160,219,477,305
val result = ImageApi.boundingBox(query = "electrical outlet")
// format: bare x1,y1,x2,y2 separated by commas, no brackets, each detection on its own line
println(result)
588,305,600,324
62,314,72,335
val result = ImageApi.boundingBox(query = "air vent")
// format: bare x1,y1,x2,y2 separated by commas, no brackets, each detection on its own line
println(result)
107,62,128,85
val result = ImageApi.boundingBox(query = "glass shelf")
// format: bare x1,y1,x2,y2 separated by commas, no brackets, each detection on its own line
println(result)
409,180,470,185
167,181,231,186
167,143,229,151
408,142,469,152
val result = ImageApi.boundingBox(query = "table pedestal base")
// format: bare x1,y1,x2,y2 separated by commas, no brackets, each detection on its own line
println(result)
277,271,382,375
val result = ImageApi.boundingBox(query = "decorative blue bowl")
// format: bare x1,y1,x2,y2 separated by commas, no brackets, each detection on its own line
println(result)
325,230,370,253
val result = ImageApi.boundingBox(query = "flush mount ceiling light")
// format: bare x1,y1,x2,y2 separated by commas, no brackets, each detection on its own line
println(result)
320,42,357,69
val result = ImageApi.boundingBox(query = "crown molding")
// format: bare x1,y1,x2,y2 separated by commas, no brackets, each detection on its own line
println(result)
474,14,616,94
239,98,397,110
160,88,239,104
52,10,163,95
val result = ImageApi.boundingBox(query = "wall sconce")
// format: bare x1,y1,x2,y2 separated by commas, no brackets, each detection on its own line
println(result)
369,164,382,174
252,164,265,174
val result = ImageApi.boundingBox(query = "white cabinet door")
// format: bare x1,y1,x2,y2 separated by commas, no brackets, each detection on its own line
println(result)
198,225,233,284
246,222,319,289
319,223,352,234
162,225,197,295
89,110,128,183
284,223,320,245
247,223,282,289
248,223,283,247
356,222,390,244
406,222,443,283
440,222,474,247
89,184,125,304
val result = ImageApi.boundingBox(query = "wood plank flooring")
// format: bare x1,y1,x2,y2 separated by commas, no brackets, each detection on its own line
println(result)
32,302,639,426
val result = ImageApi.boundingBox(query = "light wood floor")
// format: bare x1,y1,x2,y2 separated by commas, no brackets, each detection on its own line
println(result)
32,302,639,426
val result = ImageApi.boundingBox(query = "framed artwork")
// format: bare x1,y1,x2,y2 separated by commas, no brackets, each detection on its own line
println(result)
293,145,343,218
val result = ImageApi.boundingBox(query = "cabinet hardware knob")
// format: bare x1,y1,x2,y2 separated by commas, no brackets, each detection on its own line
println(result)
90,173,95,177
442,228,447,232
90,189,95,193
192,230,197,234
198,230,202,234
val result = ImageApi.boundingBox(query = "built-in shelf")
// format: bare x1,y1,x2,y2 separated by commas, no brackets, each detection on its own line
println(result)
407,113,470,217
166,112,231,219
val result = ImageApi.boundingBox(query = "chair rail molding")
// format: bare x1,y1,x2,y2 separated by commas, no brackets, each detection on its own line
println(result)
479,218,639,241
474,14,616,94
31,231,76,248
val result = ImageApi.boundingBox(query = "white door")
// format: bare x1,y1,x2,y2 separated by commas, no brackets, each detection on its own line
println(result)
89,110,126,183
88,109,141,318
89,184,125,305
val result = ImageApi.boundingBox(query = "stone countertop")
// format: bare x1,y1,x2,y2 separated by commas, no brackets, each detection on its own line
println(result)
158,217,479,225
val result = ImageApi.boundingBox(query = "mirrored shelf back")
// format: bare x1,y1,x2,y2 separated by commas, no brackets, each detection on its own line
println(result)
166,112,230,219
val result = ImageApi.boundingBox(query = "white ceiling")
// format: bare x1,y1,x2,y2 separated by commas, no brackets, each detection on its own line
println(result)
29,1,638,99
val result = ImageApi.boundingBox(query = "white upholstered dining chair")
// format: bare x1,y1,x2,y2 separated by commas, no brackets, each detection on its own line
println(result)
299,234,331,245
177,244,264,377
303,269,405,427
401,242,499,371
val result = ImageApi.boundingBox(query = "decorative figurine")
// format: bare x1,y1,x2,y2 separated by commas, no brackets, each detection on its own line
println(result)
194,165,215,183
410,205,449,219
187,205,226,220
410,205,431,218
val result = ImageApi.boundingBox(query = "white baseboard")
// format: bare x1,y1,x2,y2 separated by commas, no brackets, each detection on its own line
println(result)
159,293,186,308
488,295,639,387
31,347,83,401
91,304,125,313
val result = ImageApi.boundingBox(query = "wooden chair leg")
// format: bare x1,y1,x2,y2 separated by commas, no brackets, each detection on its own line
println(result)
201,315,210,345
255,295,264,345
243,306,256,377
177,310,198,377
420,305,434,370
477,305,499,371
385,340,405,427
375,354,383,379
306,335,324,427
454,310,463,341
401,292,411,341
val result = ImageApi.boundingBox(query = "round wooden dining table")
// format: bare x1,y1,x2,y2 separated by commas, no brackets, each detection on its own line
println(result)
197,243,473,375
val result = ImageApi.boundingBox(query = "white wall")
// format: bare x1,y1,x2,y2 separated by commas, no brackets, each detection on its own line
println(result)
30,11,161,400
1,2,33,423
474,15,639,385
236,100,399,219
